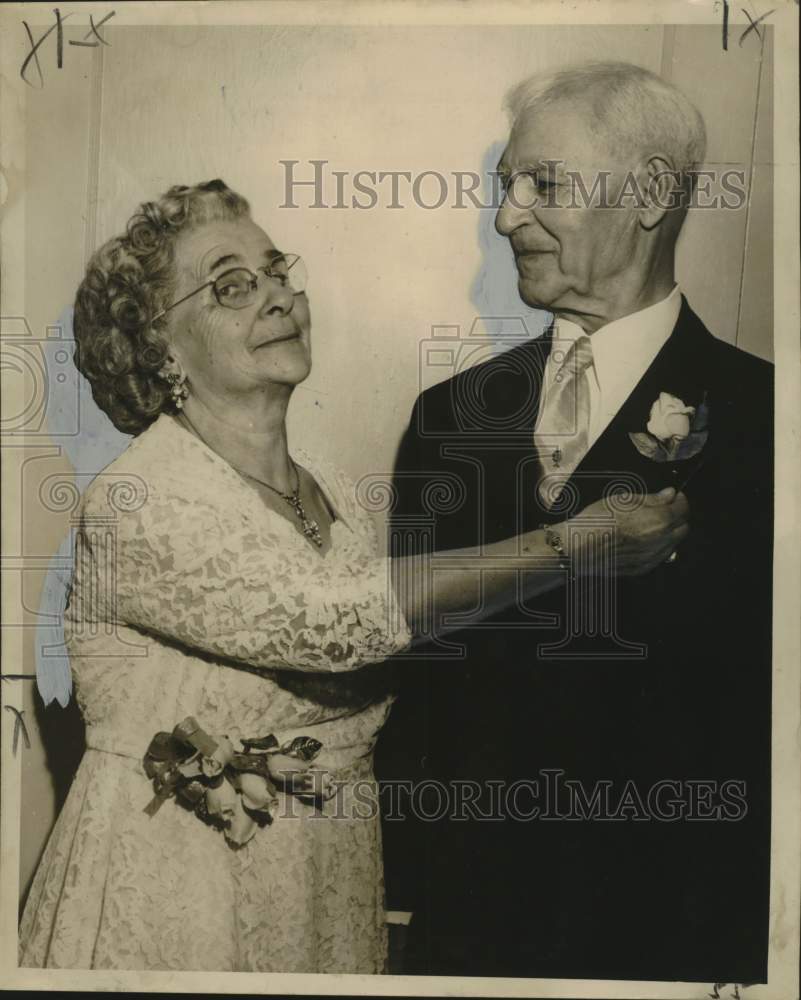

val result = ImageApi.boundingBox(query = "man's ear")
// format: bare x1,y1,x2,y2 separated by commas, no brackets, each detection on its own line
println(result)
639,155,681,230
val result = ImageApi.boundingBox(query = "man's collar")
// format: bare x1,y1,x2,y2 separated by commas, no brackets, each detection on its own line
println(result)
551,285,681,390
590,285,682,396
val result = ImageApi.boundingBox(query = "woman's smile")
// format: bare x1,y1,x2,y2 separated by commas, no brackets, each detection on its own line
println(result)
252,328,302,349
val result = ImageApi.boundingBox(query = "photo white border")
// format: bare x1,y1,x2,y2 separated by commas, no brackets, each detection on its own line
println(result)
1,2,798,997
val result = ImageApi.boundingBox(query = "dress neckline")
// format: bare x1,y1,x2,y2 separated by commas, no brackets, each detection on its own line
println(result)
165,414,353,558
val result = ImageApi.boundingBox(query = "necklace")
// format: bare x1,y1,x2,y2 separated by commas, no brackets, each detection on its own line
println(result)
237,466,324,548
176,412,324,548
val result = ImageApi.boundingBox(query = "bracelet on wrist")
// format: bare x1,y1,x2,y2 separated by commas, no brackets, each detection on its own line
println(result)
540,523,571,570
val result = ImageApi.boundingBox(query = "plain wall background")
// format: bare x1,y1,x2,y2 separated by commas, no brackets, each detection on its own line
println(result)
18,23,773,900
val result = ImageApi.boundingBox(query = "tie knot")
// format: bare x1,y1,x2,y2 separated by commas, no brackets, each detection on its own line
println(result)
556,335,593,377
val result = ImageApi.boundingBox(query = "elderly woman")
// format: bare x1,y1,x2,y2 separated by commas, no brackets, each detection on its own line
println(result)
19,180,686,973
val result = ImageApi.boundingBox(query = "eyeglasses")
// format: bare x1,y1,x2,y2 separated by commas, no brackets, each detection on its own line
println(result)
153,253,307,321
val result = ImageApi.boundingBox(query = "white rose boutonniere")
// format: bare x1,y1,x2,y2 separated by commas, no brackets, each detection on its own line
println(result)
647,392,695,441
629,392,708,463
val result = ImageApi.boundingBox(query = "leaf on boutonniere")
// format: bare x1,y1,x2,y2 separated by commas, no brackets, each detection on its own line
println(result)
692,398,709,433
629,431,667,461
672,430,708,461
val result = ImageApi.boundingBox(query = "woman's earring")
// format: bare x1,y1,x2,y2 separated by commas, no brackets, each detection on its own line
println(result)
159,362,189,410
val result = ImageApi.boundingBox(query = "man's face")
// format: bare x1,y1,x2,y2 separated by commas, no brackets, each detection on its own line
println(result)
495,99,642,320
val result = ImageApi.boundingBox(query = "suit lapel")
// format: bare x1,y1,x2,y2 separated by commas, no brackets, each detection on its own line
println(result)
547,297,716,515
510,328,556,533
497,325,555,436
456,329,554,542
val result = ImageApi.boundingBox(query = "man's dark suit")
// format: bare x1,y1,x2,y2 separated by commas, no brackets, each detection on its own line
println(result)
376,298,773,981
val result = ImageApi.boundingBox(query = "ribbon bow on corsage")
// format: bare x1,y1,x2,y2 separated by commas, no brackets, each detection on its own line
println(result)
143,716,335,847
629,391,709,464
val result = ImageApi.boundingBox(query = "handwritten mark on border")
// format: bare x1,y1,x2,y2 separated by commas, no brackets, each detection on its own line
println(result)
739,7,776,46
719,2,776,51
20,8,115,87
4,705,31,756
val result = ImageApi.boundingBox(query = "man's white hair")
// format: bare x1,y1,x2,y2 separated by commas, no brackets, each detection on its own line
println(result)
504,61,707,178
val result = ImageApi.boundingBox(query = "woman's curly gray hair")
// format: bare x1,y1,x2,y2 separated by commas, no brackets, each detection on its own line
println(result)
73,179,250,435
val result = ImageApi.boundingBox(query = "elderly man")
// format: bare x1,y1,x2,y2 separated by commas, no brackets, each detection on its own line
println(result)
377,62,772,981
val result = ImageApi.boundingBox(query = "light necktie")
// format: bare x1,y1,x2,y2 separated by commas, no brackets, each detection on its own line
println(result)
535,334,594,509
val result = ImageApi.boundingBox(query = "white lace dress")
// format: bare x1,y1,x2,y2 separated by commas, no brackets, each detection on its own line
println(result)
19,413,412,973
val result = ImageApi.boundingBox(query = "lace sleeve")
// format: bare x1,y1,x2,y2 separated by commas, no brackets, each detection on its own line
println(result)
80,486,411,673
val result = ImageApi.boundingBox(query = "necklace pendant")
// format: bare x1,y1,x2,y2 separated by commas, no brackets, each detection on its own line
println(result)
301,517,323,547
178,431,323,548
285,490,323,547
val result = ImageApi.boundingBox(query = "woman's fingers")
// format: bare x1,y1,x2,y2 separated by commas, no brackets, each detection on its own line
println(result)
642,486,676,505
565,490,692,578
671,521,691,543
665,494,690,530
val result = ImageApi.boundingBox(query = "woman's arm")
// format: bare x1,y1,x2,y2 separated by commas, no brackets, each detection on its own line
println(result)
392,487,690,637
76,486,410,674
76,483,687,674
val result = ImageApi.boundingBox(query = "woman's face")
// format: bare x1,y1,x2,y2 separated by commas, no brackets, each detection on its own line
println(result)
167,217,312,400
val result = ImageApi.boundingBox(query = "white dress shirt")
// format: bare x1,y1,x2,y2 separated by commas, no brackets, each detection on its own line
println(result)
534,285,682,467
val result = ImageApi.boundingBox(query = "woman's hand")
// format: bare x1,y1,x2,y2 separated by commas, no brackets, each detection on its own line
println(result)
395,487,689,640
561,487,690,577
